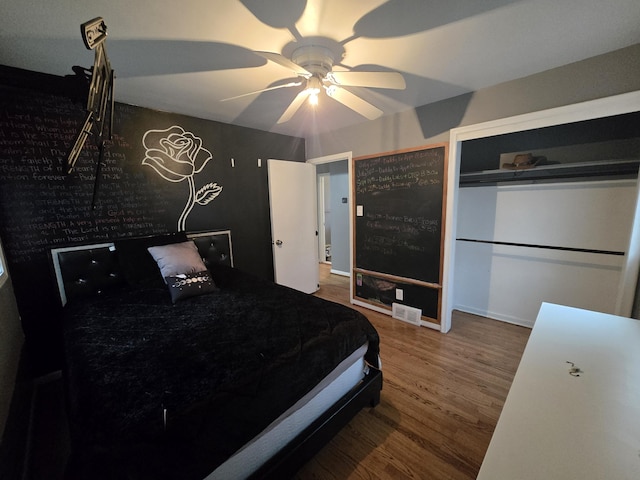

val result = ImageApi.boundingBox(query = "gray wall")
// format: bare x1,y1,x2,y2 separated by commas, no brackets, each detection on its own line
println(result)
307,43,640,319
0,244,23,440
328,161,349,274
307,44,640,159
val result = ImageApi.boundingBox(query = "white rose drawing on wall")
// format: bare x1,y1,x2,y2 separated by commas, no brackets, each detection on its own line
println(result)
142,125,222,231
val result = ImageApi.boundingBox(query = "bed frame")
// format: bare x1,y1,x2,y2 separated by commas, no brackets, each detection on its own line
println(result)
51,230,382,478
250,368,382,478
51,230,234,306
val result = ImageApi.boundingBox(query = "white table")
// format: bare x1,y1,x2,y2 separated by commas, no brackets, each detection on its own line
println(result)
477,302,640,480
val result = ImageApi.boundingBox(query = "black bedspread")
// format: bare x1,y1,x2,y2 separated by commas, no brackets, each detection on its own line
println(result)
62,265,379,479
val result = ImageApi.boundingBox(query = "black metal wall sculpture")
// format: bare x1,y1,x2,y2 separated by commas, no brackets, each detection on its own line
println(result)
66,17,115,207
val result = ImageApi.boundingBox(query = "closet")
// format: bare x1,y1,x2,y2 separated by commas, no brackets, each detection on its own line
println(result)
450,106,640,327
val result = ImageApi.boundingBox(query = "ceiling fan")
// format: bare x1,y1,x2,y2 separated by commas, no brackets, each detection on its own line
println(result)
222,44,406,124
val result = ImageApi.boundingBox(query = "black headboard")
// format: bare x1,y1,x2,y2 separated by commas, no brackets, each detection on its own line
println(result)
51,230,233,305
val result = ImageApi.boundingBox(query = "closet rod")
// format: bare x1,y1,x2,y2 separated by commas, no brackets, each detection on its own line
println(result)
456,238,625,256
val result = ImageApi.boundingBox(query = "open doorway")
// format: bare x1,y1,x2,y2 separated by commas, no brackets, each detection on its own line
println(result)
308,152,353,291
317,172,331,264
314,160,349,277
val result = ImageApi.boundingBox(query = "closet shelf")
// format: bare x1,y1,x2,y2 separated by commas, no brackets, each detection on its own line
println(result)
459,159,639,186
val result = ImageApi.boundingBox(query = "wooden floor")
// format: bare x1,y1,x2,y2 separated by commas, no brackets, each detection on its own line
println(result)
297,264,531,480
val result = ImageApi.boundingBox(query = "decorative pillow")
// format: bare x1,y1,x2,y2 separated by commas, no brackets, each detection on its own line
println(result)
165,270,217,303
147,241,207,280
114,232,188,288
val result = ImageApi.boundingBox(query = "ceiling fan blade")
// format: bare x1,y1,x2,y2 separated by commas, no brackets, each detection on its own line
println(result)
329,71,406,90
255,51,312,77
329,88,383,120
277,89,311,124
221,81,303,101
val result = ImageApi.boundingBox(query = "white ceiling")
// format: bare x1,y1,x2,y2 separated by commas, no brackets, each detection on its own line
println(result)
1,0,639,138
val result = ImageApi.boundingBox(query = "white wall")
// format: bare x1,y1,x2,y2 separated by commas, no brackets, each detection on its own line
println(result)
454,180,637,326
318,172,331,256
328,161,349,275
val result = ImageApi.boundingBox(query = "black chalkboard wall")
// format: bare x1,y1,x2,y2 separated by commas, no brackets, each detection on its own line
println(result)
0,68,305,373
353,144,447,324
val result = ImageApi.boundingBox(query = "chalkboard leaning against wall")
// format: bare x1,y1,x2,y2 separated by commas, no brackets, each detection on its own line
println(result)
352,143,447,328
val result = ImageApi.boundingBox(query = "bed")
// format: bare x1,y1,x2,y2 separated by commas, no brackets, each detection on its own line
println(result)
50,230,382,479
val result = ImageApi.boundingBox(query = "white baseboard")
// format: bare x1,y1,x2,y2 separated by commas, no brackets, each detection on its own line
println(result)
454,304,534,329
330,269,350,277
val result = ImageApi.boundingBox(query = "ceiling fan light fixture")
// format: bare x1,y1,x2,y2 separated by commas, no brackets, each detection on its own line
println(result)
291,45,334,78
257,41,403,123
306,76,323,106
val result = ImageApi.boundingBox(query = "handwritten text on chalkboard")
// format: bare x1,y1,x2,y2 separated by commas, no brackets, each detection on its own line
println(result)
354,145,446,285
356,149,442,194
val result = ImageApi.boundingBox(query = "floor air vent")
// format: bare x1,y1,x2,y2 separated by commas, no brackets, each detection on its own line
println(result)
392,303,422,326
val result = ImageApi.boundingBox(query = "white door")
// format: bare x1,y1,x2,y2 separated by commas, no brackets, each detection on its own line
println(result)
267,159,319,294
